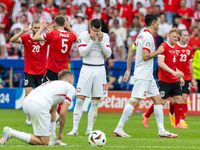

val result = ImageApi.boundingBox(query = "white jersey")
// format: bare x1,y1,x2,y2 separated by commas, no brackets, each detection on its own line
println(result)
78,30,111,65
25,80,75,110
133,29,155,80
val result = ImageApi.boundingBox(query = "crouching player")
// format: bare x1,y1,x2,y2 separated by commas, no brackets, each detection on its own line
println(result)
0,70,75,146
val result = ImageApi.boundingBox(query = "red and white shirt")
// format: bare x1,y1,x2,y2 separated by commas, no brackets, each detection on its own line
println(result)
0,12,9,34
117,3,133,26
43,6,59,20
19,34,49,75
42,30,77,73
28,3,46,14
25,80,75,110
175,42,193,81
85,6,94,19
164,0,180,13
16,11,33,23
158,42,179,83
192,11,200,22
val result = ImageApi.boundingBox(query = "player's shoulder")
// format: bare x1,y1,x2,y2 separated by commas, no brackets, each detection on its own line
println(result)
186,44,193,50
79,31,89,38
21,33,30,39
103,32,109,39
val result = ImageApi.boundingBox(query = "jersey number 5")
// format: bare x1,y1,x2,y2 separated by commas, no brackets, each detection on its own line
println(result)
61,39,68,53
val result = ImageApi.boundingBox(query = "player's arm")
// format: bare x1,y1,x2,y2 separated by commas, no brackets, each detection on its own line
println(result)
10,22,31,43
158,56,183,78
64,18,78,39
98,32,112,58
142,46,164,61
58,101,70,139
33,20,47,41
122,45,136,82
78,32,95,57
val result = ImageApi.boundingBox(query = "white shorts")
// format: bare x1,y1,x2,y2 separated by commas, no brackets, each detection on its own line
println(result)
23,99,51,136
76,65,108,97
131,79,159,99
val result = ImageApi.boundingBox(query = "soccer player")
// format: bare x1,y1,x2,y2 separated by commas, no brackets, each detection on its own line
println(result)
0,70,75,146
142,28,187,129
113,14,178,138
172,29,195,127
33,15,78,143
10,20,51,126
67,19,112,135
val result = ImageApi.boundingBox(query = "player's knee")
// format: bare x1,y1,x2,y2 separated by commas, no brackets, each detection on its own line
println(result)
77,95,86,101
154,98,162,105
174,96,182,104
182,95,188,103
129,98,140,107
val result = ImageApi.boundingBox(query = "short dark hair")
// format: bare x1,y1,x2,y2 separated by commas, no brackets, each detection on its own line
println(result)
60,6,66,10
174,14,181,19
90,19,102,29
113,19,119,25
36,3,42,8
155,5,160,8
31,20,40,27
113,8,119,12
145,14,158,27
159,12,166,17
58,70,73,80
132,16,139,20
20,14,27,18
54,15,65,27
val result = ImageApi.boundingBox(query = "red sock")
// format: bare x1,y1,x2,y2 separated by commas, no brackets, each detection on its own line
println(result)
174,103,181,125
170,101,174,115
145,104,154,118
181,103,187,120
57,103,63,114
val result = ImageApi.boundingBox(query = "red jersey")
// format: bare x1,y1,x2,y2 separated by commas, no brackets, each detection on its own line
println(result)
28,4,37,14
5,41,14,56
0,12,9,33
176,8,193,30
42,30,77,73
19,34,49,75
85,7,94,19
66,5,77,17
188,36,200,49
117,3,133,26
158,42,179,83
88,12,107,23
175,42,193,80
1,0,15,17
164,0,180,13
43,6,59,20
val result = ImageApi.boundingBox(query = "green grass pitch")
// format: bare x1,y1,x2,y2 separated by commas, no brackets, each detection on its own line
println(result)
0,109,200,150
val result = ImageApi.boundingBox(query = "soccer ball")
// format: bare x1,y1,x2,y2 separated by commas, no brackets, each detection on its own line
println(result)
88,130,106,147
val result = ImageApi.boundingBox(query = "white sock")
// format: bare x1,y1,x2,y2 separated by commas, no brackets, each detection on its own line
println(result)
180,119,184,122
73,99,84,131
87,100,99,131
115,103,134,132
50,121,56,140
154,105,165,134
11,129,31,143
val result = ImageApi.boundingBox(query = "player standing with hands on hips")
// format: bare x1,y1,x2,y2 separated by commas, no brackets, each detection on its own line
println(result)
113,14,178,138
67,19,112,135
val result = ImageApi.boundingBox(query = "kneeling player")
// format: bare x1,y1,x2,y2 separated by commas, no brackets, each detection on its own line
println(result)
0,70,75,146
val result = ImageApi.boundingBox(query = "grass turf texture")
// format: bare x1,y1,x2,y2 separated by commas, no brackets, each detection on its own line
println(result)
0,109,199,150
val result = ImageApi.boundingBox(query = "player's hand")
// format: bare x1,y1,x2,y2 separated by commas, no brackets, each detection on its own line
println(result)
22,22,31,33
41,19,47,30
172,71,184,78
98,32,103,42
46,22,53,31
191,79,197,87
90,31,96,41
58,131,64,139
180,78,185,87
157,46,164,54
64,18,70,29
122,71,131,82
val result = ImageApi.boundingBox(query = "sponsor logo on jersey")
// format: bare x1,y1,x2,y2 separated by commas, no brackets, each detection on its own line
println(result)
160,91,165,98
187,50,190,55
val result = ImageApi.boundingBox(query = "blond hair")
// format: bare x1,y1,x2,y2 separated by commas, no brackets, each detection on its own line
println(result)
58,70,73,80
169,28,178,34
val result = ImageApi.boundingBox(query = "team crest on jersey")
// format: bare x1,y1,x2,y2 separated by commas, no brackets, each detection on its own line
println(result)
77,87,81,93
24,79,28,86
160,91,165,98
40,41,44,45
77,39,81,44
187,50,190,55
146,42,151,48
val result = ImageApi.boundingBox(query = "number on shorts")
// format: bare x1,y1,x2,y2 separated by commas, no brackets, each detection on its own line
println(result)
188,82,191,90
102,84,107,91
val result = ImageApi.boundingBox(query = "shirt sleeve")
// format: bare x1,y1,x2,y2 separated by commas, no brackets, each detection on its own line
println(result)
41,31,53,41
158,45,165,57
71,33,77,42
64,86,75,104
19,34,27,44
142,36,152,53
189,48,194,60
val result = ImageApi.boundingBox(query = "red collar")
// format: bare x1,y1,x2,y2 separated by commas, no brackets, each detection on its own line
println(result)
144,29,152,35
88,30,90,34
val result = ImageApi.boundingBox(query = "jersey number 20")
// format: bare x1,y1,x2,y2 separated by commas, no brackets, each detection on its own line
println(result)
61,39,68,53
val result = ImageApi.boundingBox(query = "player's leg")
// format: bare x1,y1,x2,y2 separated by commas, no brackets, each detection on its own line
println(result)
24,73,35,126
180,80,190,127
114,79,147,137
169,97,175,126
172,82,188,129
142,103,154,127
86,67,107,135
86,97,100,135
